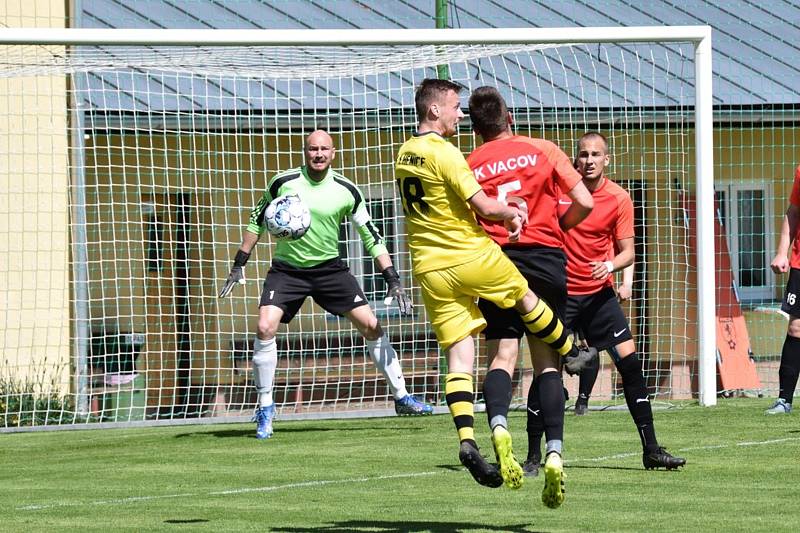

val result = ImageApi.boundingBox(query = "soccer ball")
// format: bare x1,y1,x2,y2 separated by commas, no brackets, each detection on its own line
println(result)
264,194,311,240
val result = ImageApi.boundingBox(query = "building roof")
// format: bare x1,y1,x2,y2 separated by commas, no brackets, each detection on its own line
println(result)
73,0,800,114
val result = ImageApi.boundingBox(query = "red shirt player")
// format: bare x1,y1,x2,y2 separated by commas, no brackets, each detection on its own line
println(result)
561,171,634,296
767,164,800,414
466,86,594,497
559,131,685,471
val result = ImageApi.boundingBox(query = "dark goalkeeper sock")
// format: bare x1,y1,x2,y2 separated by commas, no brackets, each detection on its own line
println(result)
778,335,800,404
616,353,658,453
483,368,512,430
519,299,574,357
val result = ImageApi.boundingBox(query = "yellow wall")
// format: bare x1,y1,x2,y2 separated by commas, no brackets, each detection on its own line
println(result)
0,3,70,392
81,125,800,394
82,127,697,385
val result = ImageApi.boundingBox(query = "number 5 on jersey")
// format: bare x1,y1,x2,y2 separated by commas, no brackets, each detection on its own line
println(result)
495,180,528,221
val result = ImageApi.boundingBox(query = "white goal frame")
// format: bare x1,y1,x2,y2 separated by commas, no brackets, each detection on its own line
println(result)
0,25,717,413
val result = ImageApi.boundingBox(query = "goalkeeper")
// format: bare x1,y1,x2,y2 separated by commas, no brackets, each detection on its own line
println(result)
466,86,594,509
395,79,597,494
220,129,432,440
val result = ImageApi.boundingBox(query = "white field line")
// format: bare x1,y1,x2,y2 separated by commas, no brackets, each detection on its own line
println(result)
16,471,439,511
572,435,800,463
16,436,800,511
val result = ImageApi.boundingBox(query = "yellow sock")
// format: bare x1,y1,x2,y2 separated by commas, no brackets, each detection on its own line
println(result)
520,299,573,357
445,372,475,443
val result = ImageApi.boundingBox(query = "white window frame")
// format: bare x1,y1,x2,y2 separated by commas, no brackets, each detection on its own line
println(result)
716,180,774,302
341,189,406,315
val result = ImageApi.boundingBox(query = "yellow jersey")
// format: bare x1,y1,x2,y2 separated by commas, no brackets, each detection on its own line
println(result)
395,132,497,274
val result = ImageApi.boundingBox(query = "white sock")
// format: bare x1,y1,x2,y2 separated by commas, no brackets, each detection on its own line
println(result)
490,415,508,431
253,337,277,408
546,439,563,456
366,335,408,400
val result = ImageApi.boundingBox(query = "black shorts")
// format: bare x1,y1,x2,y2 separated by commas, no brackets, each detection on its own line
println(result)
479,246,567,340
780,267,800,316
566,286,633,352
260,257,369,323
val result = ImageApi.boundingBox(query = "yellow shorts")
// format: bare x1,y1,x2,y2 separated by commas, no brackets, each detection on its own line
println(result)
416,246,529,350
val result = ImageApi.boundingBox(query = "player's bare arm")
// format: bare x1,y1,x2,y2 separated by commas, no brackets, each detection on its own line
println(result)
772,203,800,273
467,189,524,240
590,236,634,280
618,263,635,301
467,189,520,220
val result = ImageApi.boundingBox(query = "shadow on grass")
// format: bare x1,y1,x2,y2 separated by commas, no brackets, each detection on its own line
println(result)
435,464,464,472
270,520,538,532
173,425,427,439
437,460,649,476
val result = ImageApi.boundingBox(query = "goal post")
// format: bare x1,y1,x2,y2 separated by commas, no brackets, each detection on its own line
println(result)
0,26,715,431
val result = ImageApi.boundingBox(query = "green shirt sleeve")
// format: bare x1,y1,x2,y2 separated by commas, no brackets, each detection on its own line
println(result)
246,190,272,235
352,199,389,260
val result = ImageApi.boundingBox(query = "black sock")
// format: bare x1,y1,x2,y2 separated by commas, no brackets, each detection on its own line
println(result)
779,335,800,404
537,371,566,450
616,353,658,453
483,368,512,429
578,354,600,403
526,380,544,461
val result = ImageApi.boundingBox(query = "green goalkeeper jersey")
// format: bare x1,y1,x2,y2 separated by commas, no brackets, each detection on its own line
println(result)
247,166,388,268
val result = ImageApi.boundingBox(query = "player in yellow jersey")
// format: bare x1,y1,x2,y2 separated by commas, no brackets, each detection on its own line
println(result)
395,78,597,490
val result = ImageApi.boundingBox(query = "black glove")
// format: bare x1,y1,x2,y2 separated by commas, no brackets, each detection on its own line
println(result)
381,266,412,316
219,249,250,298
564,345,599,376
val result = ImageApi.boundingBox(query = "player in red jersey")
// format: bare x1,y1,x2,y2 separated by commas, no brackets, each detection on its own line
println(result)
527,131,686,472
573,248,634,416
467,86,595,508
767,164,800,414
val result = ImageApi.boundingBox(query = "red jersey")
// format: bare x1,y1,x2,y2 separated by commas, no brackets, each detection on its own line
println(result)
467,136,582,248
789,165,800,269
559,178,634,295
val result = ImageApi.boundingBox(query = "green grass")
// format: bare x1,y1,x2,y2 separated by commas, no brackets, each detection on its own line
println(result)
2,398,799,532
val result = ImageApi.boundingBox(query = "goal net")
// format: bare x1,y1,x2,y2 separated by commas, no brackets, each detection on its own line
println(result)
0,28,713,429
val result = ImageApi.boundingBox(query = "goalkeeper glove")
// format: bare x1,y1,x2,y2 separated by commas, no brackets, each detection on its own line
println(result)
219,249,250,298
381,266,412,316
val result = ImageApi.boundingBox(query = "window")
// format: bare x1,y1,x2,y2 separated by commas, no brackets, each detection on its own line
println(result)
715,182,773,302
339,193,406,311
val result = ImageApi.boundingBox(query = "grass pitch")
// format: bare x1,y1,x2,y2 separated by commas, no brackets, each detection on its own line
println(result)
2,398,799,532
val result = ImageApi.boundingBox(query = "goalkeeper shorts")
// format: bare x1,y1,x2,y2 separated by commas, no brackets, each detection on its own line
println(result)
260,257,368,322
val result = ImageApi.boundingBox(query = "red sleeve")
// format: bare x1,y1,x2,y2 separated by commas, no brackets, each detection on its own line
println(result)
540,140,582,193
614,190,635,241
790,165,800,207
